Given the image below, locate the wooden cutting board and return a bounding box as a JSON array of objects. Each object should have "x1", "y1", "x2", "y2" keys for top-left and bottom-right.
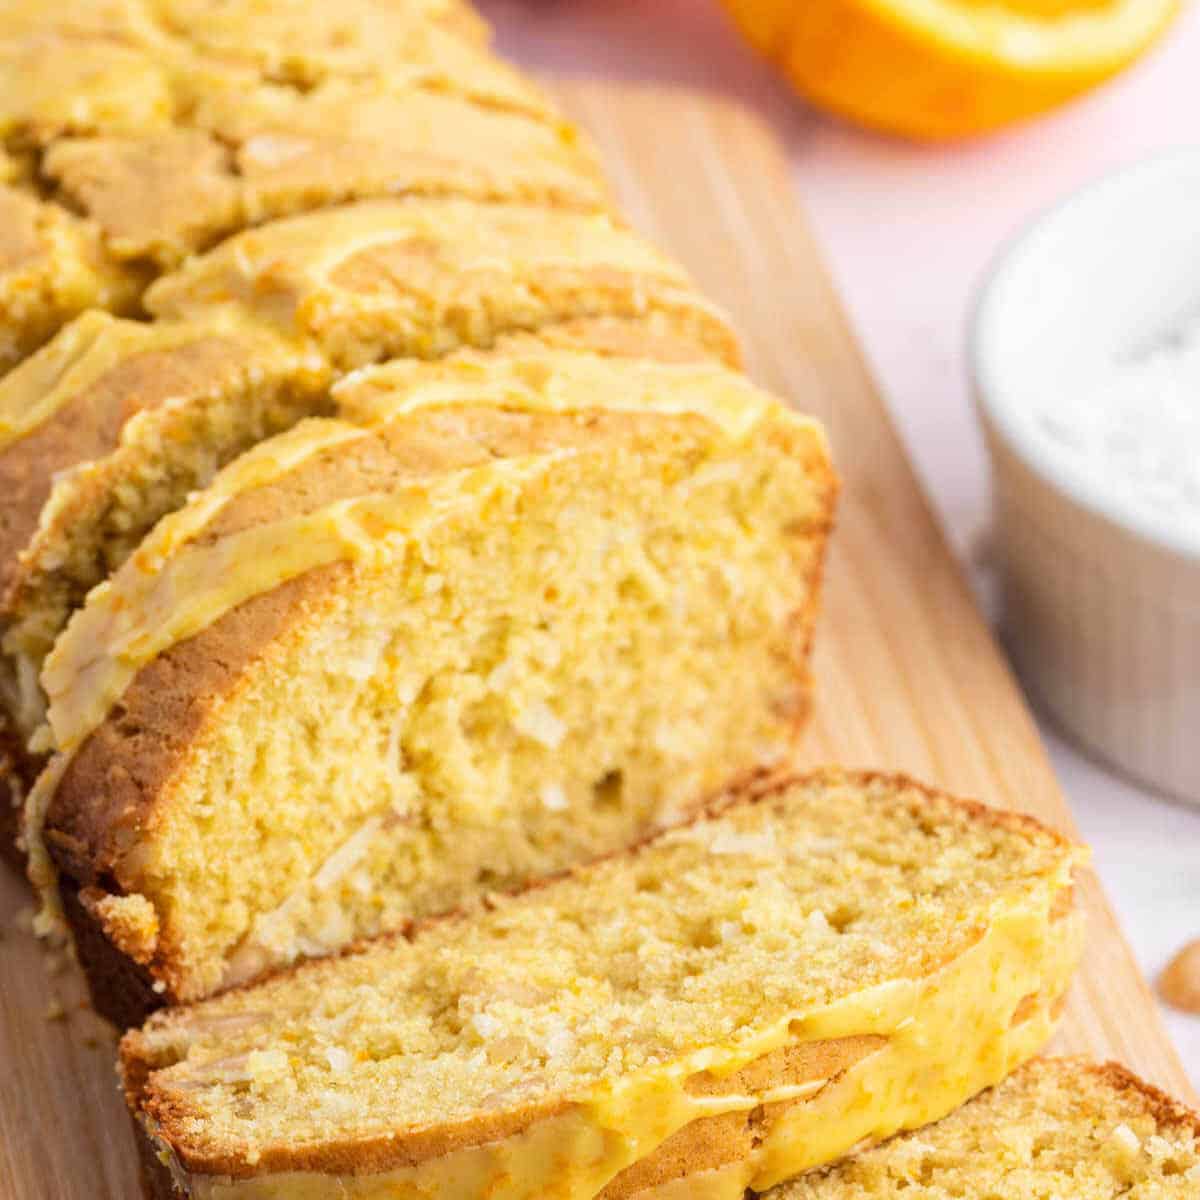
[{"x1": 0, "y1": 81, "x2": 1192, "y2": 1200}]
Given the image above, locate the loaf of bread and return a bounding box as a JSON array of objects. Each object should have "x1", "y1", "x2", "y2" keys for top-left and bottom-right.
[
  {"x1": 29, "y1": 346, "x2": 834, "y2": 1020},
  {"x1": 0, "y1": 5, "x2": 1109, "y2": 1199},
  {"x1": 770, "y1": 1057, "x2": 1199, "y2": 1199},
  {"x1": 120, "y1": 770, "x2": 1084, "y2": 1200}
]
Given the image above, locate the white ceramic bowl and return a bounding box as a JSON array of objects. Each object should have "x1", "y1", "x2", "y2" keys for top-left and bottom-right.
[{"x1": 972, "y1": 149, "x2": 1200, "y2": 805}]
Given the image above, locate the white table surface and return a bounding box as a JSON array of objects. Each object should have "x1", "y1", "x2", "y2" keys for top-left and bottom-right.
[{"x1": 481, "y1": 0, "x2": 1200, "y2": 1085}]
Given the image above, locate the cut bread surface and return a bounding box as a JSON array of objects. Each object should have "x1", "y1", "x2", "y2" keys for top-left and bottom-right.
[
  {"x1": 772, "y1": 1057, "x2": 1200, "y2": 1198},
  {"x1": 33, "y1": 350, "x2": 834, "y2": 1012},
  {"x1": 120, "y1": 770, "x2": 1084, "y2": 1199}
]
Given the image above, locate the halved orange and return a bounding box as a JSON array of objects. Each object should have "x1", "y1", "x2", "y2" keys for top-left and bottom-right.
[{"x1": 722, "y1": 0, "x2": 1181, "y2": 139}]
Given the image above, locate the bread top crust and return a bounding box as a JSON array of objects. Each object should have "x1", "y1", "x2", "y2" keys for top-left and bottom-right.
[
  {"x1": 41, "y1": 350, "x2": 818, "y2": 888},
  {"x1": 116, "y1": 768, "x2": 1082, "y2": 1181},
  {"x1": 39, "y1": 81, "x2": 608, "y2": 268},
  {"x1": 0, "y1": 1, "x2": 524, "y2": 147},
  {"x1": 143, "y1": 198, "x2": 738, "y2": 369},
  {"x1": 151, "y1": 0, "x2": 494, "y2": 85},
  {"x1": 1081, "y1": 1059, "x2": 1200, "y2": 1143}
]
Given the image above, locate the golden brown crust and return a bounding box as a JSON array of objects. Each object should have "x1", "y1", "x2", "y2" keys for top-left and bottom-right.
[
  {"x1": 61, "y1": 871, "x2": 164, "y2": 1029},
  {"x1": 43, "y1": 131, "x2": 242, "y2": 265},
  {"x1": 142, "y1": 198, "x2": 740, "y2": 372},
  {"x1": 0, "y1": 708, "x2": 38, "y2": 869},
  {"x1": 38, "y1": 89, "x2": 610, "y2": 267}
]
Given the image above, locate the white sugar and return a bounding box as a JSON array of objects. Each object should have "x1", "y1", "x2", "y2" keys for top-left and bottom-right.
[{"x1": 1035, "y1": 310, "x2": 1200, "y2": 530}]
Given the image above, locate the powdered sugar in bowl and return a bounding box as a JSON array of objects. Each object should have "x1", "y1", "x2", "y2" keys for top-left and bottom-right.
[{"x1": 972, "y1": 150, "x2": 1200, "y2": 804}]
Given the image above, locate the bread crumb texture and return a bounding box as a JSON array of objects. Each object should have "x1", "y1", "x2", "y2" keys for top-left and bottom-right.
[
  {"x1": 120, "y1": 772, "x2": 1075, "y2": 1164},
  {"x1": 775, "y1": 1057, "x2": 1200, "y2": 1198}
]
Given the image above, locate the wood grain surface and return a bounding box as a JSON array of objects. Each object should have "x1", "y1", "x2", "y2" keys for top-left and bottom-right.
[{"x1": 0, "y1": 81, "x2": 1192, "y2": 1200}]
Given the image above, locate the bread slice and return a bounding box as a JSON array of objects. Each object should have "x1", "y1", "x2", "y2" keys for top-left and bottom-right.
[
  {"x1": 144, "y1": 198, "x2": 739, "y2": 370},
  {"x1": 0, "y1": 185, "x2": 143, "y2": 371},
  {"x1": 768, "y1": 1057, "x2": 1199, "y2": 1199},
  {"x1": 119, "y1": 769, "x2": 1084, "y2": 1200},
  {"x1": 28, "y1": 348, "x2": 833, "y2": 1019},
  {"x1": 0, "y1": 312, "x2": 330, "y2": 743}
]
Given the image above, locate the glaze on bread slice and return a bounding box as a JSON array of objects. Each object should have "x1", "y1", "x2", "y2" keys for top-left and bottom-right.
[
  {"x1": 145, "y1": 198, "x2": 740, "y2": 369},
  {"x1": 120, "y1": 770, "x2": 1084, "y2": 1200},
  {"x1": 31, "y1": 349, "x2": 832, "y2": 1017},
  {"x1": 770, "y1": 1057, "x2": 1199, "y2": 1199}
]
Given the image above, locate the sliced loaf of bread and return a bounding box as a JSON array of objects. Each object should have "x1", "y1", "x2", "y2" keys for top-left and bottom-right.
[
  {"x1": 30, "y1": 348, "x2": 834, "y2": 1017},
  {"x1": 120, "y1": 770, "x2": 1084, "y2": 1200},
  {"x1": 770, "y1": 1057, "x2": 1199, "y2": 1199},
  {"x1": 0, "y1": 0, "x2": 578, "y2": 352}
]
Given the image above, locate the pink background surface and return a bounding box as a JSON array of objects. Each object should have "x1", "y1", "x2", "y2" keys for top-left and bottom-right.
[{"x1": 480, "y1": 0, "x2": 1200, "y2": 1078}]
